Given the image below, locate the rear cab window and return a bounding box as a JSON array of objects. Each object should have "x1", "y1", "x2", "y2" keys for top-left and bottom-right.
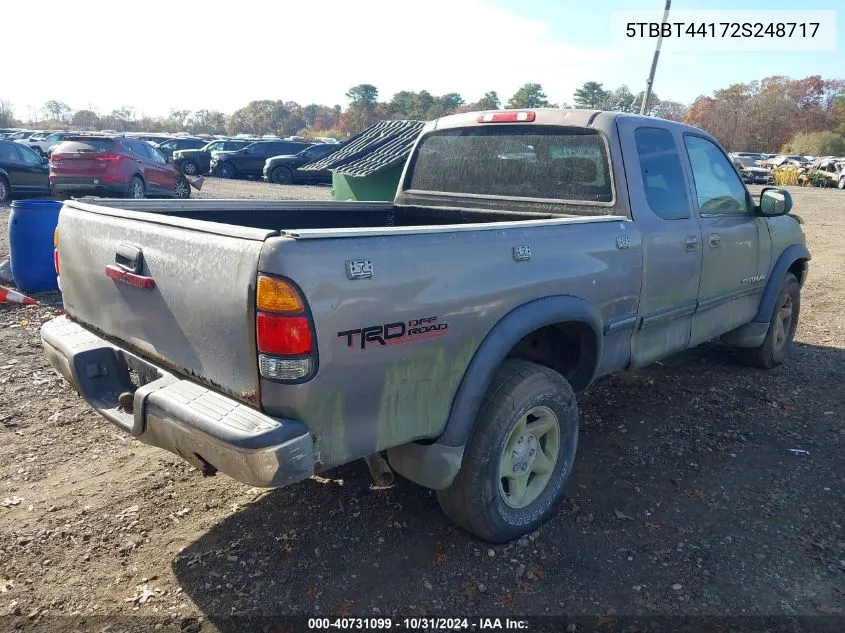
[
  {"x1": 405, "y1": 125, "x2": 613, "y2": 207},
  {"x1": 634, "y1": 127, "x2": 689, "y2": 220}
]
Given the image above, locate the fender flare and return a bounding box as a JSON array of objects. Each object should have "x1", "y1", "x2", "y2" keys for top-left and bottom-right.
[
  {"x1": 753, "y1": 244, "x2": 811, "y2": 324},
  {"x1": 438, "y1": 295, "x2": 602, "y2": 448}
]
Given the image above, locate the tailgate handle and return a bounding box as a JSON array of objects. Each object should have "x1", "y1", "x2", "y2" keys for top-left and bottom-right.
[{"x1": 115, "y1": 242, "x2": 144, "y2": 274}]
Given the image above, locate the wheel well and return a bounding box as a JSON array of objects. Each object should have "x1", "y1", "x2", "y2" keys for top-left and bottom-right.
[
  {"x1": 788, "y1": 258, "x2": 808, "y2": 285},
  {"x1": 505, "y1": 321, "x2": 598, "y2": 391}
]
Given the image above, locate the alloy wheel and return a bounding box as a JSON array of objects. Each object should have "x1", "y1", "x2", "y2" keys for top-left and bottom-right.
[{"x1": 498, "y1": 406, "x2": 561, "y2": 509}]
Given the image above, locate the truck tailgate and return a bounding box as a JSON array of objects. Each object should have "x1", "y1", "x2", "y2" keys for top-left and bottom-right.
[{"x1": 56, "y1": 202, "x2": 275, "y2": 405}]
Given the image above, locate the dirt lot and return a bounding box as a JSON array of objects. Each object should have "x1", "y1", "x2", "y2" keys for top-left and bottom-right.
[{"x1": 0, "y1": 181, "x2": 843, "y2": 631}]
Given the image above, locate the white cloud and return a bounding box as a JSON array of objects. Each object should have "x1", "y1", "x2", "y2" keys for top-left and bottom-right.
[{"x1": 4, "y1": 0, "x2": 625, "y2": 117}]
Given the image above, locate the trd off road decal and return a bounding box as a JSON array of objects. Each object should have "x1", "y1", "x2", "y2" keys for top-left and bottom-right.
[{"x1": 338, "y1": 316, "x2": 448, "y2": 350}]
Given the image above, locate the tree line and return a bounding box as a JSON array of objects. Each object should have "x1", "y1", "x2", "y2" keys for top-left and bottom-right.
[{"x1": 2, "y1": 75, "x2": 843, "y2": 153}]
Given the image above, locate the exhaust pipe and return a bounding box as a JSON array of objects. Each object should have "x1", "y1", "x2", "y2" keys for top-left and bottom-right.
[{"x1": 364, "y1": 453, "x2": 394, "y2": 487}]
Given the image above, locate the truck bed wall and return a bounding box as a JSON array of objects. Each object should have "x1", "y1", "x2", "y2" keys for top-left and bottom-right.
[{"x1": 74, "y1": 199, "x2": 561, "y2": 231}]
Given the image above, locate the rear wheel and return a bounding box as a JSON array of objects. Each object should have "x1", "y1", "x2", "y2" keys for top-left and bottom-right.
[
  {"x1": 181, "y1": 159, "x2": 199, "y2": 175},
  {"x1": 436, "y1": 359, "x2": 579, "y2": 543},
  {"x1": 271, "y1": 166, "x2": 294, "y2": 185},
  {"x1": 741, "y1": 273, "x2": 800, "y2": 369},
  {"x1": 0, "y1": 177, "x2": 9, "y2": 202},
  {"x1": 174, "y1": 176, "x2": 191, "y2": 199},
  {"x1": 217, "y1": 162, "x2": 235, "y2": 179},
  {"x1": 127, "y1": 176, "x2": 145, "y2": 199}
]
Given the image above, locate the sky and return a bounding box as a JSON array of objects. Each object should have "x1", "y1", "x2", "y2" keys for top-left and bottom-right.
[{"x1": 3, "y1": 0, "x2": 843, "y2": 121}]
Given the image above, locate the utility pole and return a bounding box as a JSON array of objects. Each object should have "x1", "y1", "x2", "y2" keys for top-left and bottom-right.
[{"x1": 640, "y1": 0, "x2": 672, "y2": 115}]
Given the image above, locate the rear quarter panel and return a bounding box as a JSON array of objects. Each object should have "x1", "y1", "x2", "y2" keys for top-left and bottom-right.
[{"x1": 258, "y1": 219, "x2": 642, "y2": 469}]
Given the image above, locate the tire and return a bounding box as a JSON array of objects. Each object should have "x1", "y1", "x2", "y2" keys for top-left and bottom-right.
[
  {"x1": 127, "y1": 176, "x2": 145, "y2": 199},
  {"x1": 271, "y1": 166, "x2": 294, "y2": 185},
  {"x1": 217, "y1": 162, "x2": 235, "y2": 179},
  {"x1": 436, "y1": 359, "x2": 579, "y2": 543},
  {"x1": 181, "y1": 160, "x2": 198, "y2": 176},
  {"x1": 174, "y1": 176, "x2": 191, "y2": 199},
  {"x1": 0, "y1": 176, "x2": 9, "y2": 202},
  {"x1": 741, "y1": 272, "x2": 800, "y2": 369}
]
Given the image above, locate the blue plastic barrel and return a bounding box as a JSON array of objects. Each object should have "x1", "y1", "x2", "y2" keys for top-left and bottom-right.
[{"x1": 8, "y1": 199, "x2": 62, "y2": 293}]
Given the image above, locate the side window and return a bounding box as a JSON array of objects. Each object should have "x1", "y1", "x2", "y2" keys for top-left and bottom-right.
[
  {"x1": 125, "y1": 141, "x2": 148, "y2": 159},
  {"x1": 684, "y1": 135, "x2": 749, "y2": 215},
  {"x1": 0, "y1": 143, "x2": 20, "y2": 162},
  {"x1": 19, "y1": 146, "x2": 42, "y2": 165},
  {"x1": 149, "y1": 147, "x2": 167, "y2": 164},
  {"x1": 634, "y1": 127, "x2": 689, "y2": 220}
]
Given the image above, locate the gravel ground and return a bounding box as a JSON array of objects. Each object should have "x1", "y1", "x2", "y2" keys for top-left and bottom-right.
[
  {"x1": 190, "y1": 176, "x2": 332, "y2": 201},
  {"x1": 0, "y1": 183, "x2": 843, "y2": 631}
]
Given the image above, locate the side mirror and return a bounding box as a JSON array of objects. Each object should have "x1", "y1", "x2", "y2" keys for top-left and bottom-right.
[
  {"x1": 41, "y1": 156, "x2": 49, "y2": 165},
  {"x1": 758, "y1": 187, "x2": 792, "y2": 216}
]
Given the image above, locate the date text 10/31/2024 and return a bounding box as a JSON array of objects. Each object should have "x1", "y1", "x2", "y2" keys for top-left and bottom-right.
[{"x1": 307, "y1": 618, "x2": 529, "y2": 630}]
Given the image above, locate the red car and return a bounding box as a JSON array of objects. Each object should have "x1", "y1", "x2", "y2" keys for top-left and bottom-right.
[{"x1": 50, "y1": 135, "x2": 190, "y2": 199}]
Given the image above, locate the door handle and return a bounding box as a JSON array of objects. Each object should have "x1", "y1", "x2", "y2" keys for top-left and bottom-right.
[
  {"x1": 685, "y1": 235, "x2": 699, "y2": 251},
  {"x1": 708, "y1": 233, "x2": 721, "y2": 248}
]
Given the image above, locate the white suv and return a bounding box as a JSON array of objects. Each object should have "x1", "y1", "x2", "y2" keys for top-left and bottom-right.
[{"x1": 26, "y1": 131, "x2": 75, "y2": 156}]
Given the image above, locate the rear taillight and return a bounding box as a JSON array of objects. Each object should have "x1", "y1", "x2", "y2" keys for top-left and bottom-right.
[
  {"x1": 255, "y1": 275, "x2": 315, "y2": 381},
  {"x1": 256, "y1": 314, "x2": 312, "y2": 355}
]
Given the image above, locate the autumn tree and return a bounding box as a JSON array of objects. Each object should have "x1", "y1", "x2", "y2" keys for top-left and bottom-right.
[
  {"x1": 0, "y1": 100, "x2": 15, "y2": 126},
  {"x1": 42, "y1": 100, "x2": 71, "y2": 123},
  {"x1": 312, "y1": 105, "x2": 341, "y2": 131},
  {"x1": 343, "y1": 84, "x2": 379, "y2": 134},
  {"x1": 189, "y1": 109, "x2": 226, "y2": 134},
  {"x1": 604, "y1": 85, "x2": 635, "y2": 112},
  {"x1": 109, "y1": 106, "x2": 135, "y2": 131},
  {"x1": 469, "y1": 91, "x2": 501, "y2": 111},
  {"x1": 573, "y1": 82, "x2": 608, "y2": 109},
  {"x1": 652, "y1": 100, "x2": 688, "y2": 122},
  {"x1": 167, "y1": 109, "x2": 191, "y2": 130},
  {"x1": 70, "y1": 109, "x2": 100, "y2": 130},
  {"x1": 781, "y1": 131, "x2": 845, "y2": 156},
  {"x1": 507, "y1": 83, "x2": 550, "y2": 108}
]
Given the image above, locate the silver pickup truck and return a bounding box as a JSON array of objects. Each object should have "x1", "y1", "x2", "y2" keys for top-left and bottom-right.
[{"x1": 41, "y1": 109, "x2": 809, "y2": 542}]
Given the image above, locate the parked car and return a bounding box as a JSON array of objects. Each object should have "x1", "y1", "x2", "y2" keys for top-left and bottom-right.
[
  {"x1": 733, "y1": 152, "x2": 766, "y2": 162},
  {"x1": 731, "y1": 155, "x2": 771, "y2": 184},
  {"x1": 2, "y1": 130, "x2": 36, "y2": 141},
  {"x1": 15, "y1": 131, "x2": 50, "y2": 146},
  {"x1": 172, "y1": 139, "x2": 255, "y2": 176},
  {"x1": 210, "y1": 140, "x2": 313, "y2": 179},
  {"x1": 50, "y1": 135, "x2": 191, "y2": 200},
  {"x1": 125, "y1": 133, "x2": 175, "y2": 145},
  {"x1": 154, "y1": 137, "x2": 210, "y2": 163},
  {"x1": 262, "y1": 143, "x2": 341, "y2": 184},
  {"x1": 0, "y1": 139, "x2": 50, "y2": 202},
  {"x1": 27, "y1": 131, "x2": 78, "y2": 156},
  {"x1": 42, "y1": 109, "x2": 809, "y2": 543}
]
